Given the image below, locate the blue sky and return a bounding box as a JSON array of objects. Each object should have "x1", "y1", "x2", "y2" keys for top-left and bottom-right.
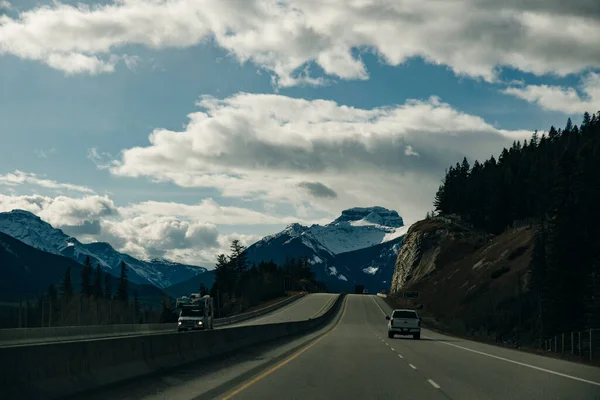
[{"x1": 1, "y1": 0, "x2": 599, "y2": 266}]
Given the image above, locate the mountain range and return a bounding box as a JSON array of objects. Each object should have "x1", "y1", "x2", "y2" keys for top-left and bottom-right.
[
  {"x1": 0, "y1": 206, "x2": 407, "y2": 299},
  {"x1": 0, "y1": 210, "x2": 207, "y2": 289},
  {"x1": 245, "y1": 206, "x2": 408, "y2": 293},
  {"x1": 0, "y1": 232, "x2": 164, "y2": 303}
]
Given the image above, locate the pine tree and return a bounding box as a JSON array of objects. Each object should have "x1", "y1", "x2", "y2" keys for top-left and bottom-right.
[
  {"x1": 104, "y1": 272, "x2": 112, "y2": 299},
  {"x1": 60, "y1": 266, "x2": 73, "y2": 300},
  {"x1": 133, "y1": 289, "x2": 141, "y2": 321},
  {"x1": 582, "y1": 112, "x2": 591, "y2": 128},
  {"x1": 199, "y1": 283, "x2": 209, "y2": 296},
  {"x1": 81, "y1": 256, "x2": 93, "y2": 297},
  {"x1": 93, "y1": 264, "x2": 103, "y2": 298},
  {"x1": 116, "y1": 261, "x2": 129, "y2": 303},
  {"x1": 159, "y1": 292, "x2": 173, "y2": 323},
  {"x1": 230, "y1": 240, "x2": 248, "y2": 273},
  {"x1": 47, "y1": 284, "x2": 58, "y2": 322}
]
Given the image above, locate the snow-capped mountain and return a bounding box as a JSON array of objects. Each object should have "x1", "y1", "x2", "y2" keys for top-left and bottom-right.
[
  {"x1": 246, "y1": 206, "x2": 408, "y2": 293},
  {"x1": 0, "y1": 210, "x2": 207, "y2": 288}
]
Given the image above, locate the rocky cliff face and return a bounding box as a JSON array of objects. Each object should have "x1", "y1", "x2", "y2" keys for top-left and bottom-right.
[
  {"x1": 390, "y1": 219, "x2": 459, "y2": 296},
  {"x1": 389, "y1": 216, "x2": 534, "y2": 341}
]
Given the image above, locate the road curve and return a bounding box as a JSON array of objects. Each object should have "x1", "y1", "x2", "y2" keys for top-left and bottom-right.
[
  {"x1": 0, "y1": 293, "x2": 333, "y2": 347},
  {"x1": 227, "y1": 293, "x2": 338, "y2": 327},
  {"x1": 223, "y1": 295, "x2": 600, "y2": 400},
  {"x1": 75, "y1": 294, "x2": 600, "y2": 400}
]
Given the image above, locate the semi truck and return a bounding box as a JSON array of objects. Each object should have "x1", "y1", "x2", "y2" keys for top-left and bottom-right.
[{"x1": 176, "y1": 293, "x2": 215, "y2": 332}]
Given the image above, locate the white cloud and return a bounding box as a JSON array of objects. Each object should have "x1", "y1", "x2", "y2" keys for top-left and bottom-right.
[
  {"x1": 0, "y1": 1, "x2": 11, "y2": 11},
  {"x1": 0, "y1": 191, "x2": 323, "y2": 266},
  {"x1": 404, "y1": 145, "x2": 419, "y2": 157},
  {"x1": 87, "y1": 148, "x2": 115, "y2": 170},
  {"x1": 0, "y1": 193, "x2": 118, "y2": 227},
  {"x1": 1, "y1": 1, "x2": 599, "y2": 85},
  {"x1": 119, "y1": 198, "x2": 318, "y2": 225},
  {"x1": 502, "y1": 72, "x2": 600, "y2": 114},
  {"x1": 0, "y1": 170, "x2": 94, "y2": 193},
  {"x1": 122, "y1": 54, "x2": 140, "y2": 71},
  {"x1": 108, "y1": 93, "x2": 531, "y2": 222}
]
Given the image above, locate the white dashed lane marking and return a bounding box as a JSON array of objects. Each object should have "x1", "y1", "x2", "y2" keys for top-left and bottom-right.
[
  {"x1": 409, "y1": 364, "x2": 417, "y2": 370},
  {"x1": 428, "y1": 379, "x2": 441, "y2": 389}
]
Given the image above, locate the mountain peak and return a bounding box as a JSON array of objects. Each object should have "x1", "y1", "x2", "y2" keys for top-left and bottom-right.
[
  {"x1": 5, "y1": 209, "x2": 40, "y2": 219},
  {"x1": 330, "y1": 206, "x2": 404, "y2": 228}
]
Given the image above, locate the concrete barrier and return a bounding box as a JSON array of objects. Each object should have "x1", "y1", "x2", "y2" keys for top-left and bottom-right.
[
  {"x1": 0, "y1": 293, "x2": 344, "y2": 400},
  {"x1": 0, "y1": 293, "x2": 306, "y2": 345}
]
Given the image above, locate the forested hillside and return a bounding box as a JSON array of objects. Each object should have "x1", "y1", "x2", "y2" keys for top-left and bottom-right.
[
  {"x1": 210, "y1": 240, "x2": 327, "y2": 316},
  {"x1": 433, "y1": 112, "x2": 600, "y2": 340}
]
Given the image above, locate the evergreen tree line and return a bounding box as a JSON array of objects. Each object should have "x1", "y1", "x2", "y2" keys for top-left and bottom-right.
[
  {"x1": 433, "y1": 112, "x2": 600, "y2": 340},
  {"x1": 13, "y1": 256, "x2": 152, "y2": 327},
  {"x1": 210, "y1": 240, "x2": 326, "y2": 316}
]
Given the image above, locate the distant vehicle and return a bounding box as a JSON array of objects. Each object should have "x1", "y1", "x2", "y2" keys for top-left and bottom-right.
[
  {"x1": 355, "y1": 285, "x2": 365, "y2": 294},
  {"x1": 363, "y1": 289, "x2": 369, "y2": 294},
  {"x1": 386, "y1": 309, "x2": 421, "y2": 340},
  {"x1": 176, "y1": 293, "x2": 215, "y2": 332}
]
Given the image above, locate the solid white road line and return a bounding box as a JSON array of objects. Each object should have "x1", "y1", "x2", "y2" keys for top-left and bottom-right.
[
  {"x1": 372, "y1": 296, "x2": 388, "y2": 316},
  {"x1": 427, "y1": 379, "x2": 441, "y2": 389},
  {"x1": 425, "y1": 336, "x2": 600, "y2": 387},
  {"x1": 409, "y1": 364, "x2": 417, "y2": 370}
]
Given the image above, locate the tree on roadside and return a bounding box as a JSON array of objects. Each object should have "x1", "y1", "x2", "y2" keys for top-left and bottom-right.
[
  {"x1": 93, "y1": 264, "x2": 103, "y2": 299},
  {"x1": 116, "y1": 261, "x2": 129, "y2": 303},
  {"x1": 81, "y1": 256, "x2": 93, "y2": 298},
  {"x1": 60, "y1": 266, "x2": 73, "y2": 300},
  {"x1": 104, "y1": 272, "x2": 112, "y2": 299}
]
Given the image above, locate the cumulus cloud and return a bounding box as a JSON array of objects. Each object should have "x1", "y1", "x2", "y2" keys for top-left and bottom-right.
[
  {"x1": 108, "y1": 93, "x2": 531, "y2": 220},
  {"x1": 0, "y1": 192, "x2": 324, "y2": 265},
  {"x1": 503, "y1": 72, "x2": 600, "y2": 114},
  {"x1": 119, "y1": 198, "x2": 317, "y2": 225},
  {"x1": 1, "y1": 0, "x2": 599, "y2": 85},
  {"x1": 0, "y1": 193, "x2": 118, "y2": 227},
  {"x1": 0, "y1": 1, "x2": 11, "y2": 11},
  {"x1": 0, "y1": 170, "x2": 94, "y2": 193}
]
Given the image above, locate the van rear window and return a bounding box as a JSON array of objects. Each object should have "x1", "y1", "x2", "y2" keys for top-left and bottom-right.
[{"x1": 392, "y1": 310, "x2": 417, "y2": 319}]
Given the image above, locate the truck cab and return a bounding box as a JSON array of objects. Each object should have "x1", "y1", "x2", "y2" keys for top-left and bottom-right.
[
  {"x1": 177, "y1": 293, "x2": 215, "y2": 332},
  {"x1": 386, "y1": 309, "x2": 421, "y2": 340}
]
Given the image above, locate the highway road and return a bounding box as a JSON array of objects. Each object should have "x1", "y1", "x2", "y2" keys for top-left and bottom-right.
[
  {"x1": 84, "y1": 294, "x2": 600, "y2": 400},
  {"x1": 0, "y1": 293, "x2": 335, "y2": 347},
  {"x1": 227, "y1": 293, "x2": 338, "y2": 327}
]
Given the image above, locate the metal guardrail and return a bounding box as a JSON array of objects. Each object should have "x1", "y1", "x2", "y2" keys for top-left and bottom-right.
[{"x1": 542, "y1": 328, "x2": 600, "y2": 362}]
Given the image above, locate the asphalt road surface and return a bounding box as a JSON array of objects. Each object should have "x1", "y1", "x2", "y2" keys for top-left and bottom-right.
[
  {"x1": 83, "y1": 294, "x2": 600, "y2": 400},
  {"x1": 0, "y1": 294, "x2": 335, "y2": 348},
  {"x1": 227, "y1": 293, "x2": 338, "y2": 327}
]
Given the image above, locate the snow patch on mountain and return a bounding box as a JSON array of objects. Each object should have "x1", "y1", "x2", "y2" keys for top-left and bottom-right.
[
  {"x1": 382, "y1": 225, "x2": 410, "y2": 243},
  {"x1": 0, "y1": 209, "x2": 206, "y2": 288},
  {"x1": 254, "y1": 206, "x2": 406, "y2": 255},
  {"x1": 363, "y1": 266, "x2": 379, "y2": 275}
]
